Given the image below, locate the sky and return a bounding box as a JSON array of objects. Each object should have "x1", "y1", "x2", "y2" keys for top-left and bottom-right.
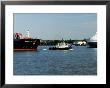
[{"x1": 14, "y1": 13, "x2": 97, "y2": 40}]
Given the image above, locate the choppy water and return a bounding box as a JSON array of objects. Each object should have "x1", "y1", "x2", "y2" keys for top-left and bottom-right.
[{"x1": 13, "y1": 46, "x2": 97, "y2": 75}]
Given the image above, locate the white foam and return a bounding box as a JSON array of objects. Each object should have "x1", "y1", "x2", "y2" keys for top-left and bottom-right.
[
  {"x1": 43, "y1": 49, "x2": 47, "y2": 50},
  {"x1": 69, "y1": 49, "x2": 74, "y2": 50}
]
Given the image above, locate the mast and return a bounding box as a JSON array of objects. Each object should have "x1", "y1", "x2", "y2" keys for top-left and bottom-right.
[{"x1": 26, "y1": 30, "x2": 30, "y2": 38}]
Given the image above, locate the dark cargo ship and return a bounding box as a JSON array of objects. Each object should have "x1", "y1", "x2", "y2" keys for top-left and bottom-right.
[
  {"x1": 88, "y1": 33, "x2": 97, "y2": 48},
  {"x1": 14, "y1": 30, "x2": 40, "y2": 51}
]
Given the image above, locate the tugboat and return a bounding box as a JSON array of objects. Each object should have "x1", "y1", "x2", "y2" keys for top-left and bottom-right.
[
  {"x1": 49, "y1": 42, "x2": 72, "y2": 50},
  {"x1": 14, "y1": 30, "x2": 40, "y2": 51},
  {"x1": 88, "y1": 33, "x2": 97, "y2": 48}
]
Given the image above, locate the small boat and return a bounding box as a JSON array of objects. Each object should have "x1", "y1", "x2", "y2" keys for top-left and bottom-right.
[
  {"x1": 88, "y1": 33, "x2": 97, "y2": 48},
  {"x1": 49, "y1": 42, "x2": 72, "y2": 50}
]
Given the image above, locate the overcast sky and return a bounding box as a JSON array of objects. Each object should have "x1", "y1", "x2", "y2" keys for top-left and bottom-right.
[{"x1": 14, "y1": 13, "x2": 97, "y2": 40}]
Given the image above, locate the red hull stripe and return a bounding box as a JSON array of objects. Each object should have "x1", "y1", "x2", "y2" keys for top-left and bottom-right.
[{"x1": 14, "y1": 49, "x2": 37, "y2": 51}]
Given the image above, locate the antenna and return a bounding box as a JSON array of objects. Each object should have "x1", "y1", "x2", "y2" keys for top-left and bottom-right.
[{"x1": 27, "y1": 30, "x2": 29, "y2": 38}]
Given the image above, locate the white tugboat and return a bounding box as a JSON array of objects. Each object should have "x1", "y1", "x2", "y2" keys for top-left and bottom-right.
[{"x1": 49, "y1": 42, "x2": 72, "y2": 50}]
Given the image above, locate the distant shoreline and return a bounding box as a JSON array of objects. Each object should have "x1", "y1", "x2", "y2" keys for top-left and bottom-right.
[{"x1": 40, "y1": 39, "x2": 87, "y2": 46}]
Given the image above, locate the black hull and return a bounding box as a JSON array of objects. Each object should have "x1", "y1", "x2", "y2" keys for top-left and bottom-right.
[
  {"x1": 88, "y1": 42, "x2": 97, "y2": 48},
  {"x1": 49, "y1": 47, "x2": 72, "y2": 50},
  {"x1": 14, "y1": 39, "x2": 40, "y2": 51}
]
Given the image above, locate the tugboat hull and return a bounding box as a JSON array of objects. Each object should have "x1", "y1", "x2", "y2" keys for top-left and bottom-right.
[{"x1": 49, "y1": 47, "x2": 72, "y2": 50}]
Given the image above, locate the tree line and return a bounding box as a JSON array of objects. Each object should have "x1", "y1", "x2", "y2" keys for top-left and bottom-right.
[{"x1": 40, "y1": 39, "x2": 87, "y2": 46}]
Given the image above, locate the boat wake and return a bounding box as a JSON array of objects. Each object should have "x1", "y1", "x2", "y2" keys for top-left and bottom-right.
[
  {"x1": 43, "y1": 49, "x2": 47, "y2": 50},
  {"x1": 69, "y1": 49, "x2": 74, "y2": 50}
]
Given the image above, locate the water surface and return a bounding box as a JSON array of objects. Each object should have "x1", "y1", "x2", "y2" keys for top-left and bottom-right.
[{"x1": 14, "y1": 46, "x2": 97, "y2": 75}]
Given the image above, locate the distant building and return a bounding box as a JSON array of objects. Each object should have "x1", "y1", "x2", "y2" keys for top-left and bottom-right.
[{"x1": 73, "y1": 40, "x2": 87, "y2": 46}]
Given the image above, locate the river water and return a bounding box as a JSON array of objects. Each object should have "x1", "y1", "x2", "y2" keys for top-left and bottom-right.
[{"x1": 13, "y1": 46, "x2": 97, "y2": 75}]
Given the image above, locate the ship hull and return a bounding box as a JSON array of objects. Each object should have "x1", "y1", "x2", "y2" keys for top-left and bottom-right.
[
  {"x1": 14, "y1": 39, "x2": 40, "y2": 51},
  {"x1": 88, "y1": 42, "x2": 97, "y2": 48}
]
